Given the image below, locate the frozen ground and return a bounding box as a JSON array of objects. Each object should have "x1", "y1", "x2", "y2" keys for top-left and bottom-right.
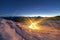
[{"x1": 0, "y1": 18, "x2": 60, "y2": 40}]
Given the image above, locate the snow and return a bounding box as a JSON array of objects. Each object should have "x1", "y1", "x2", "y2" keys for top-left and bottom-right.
[{"x1": 0, "y1": 18, "x2": 60, "y2": 40}]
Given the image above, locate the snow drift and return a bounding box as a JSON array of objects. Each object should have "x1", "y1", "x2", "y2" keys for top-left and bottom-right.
[{"x1": 0, "y1": 18, "x2": 60, "y2": 40}]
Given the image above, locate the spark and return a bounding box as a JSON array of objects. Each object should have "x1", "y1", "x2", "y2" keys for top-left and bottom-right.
[
  {"x1": 24, "y1": 17, "x2": 46, "y2": 31},
  {"x1": 27, "y1": 17, "x2": 40, "y2": 30},
  {"x1": 29, "y1": 23, "x2": 39, "y2": 30}
]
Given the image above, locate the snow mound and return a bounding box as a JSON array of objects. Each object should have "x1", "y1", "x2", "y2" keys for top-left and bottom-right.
[{"x1": 0, "y1": 18, "x2": 60, "y2": 40}]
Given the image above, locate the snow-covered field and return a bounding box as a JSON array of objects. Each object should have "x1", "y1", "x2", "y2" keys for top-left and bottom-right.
[{"x1": 0, "y1": 18, "x2": 60, "y2": 40}]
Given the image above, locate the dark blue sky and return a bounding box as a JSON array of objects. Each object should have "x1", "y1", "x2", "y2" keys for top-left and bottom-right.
[{"x1": 0, "y1": 0, "x2": 60, "y2": 16}]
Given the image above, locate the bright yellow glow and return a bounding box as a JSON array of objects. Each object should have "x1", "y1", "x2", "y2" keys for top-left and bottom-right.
[
  {"x1": 29, "y1": 23, "x2": 39, "y2": 30},
  {"x1": 27, "y1": 17, "x2": 40, "y2": 30}
]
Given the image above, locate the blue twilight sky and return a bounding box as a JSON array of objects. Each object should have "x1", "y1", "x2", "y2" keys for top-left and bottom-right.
[{"x1": 0, "y1": 0, "x2": 60, "y2": 17}]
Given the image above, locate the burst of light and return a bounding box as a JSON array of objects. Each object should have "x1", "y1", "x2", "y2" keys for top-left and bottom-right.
[
  {"x1": 27, "y1": 17, "x2": 40, "y2": 30},
  {"x1": 24, "y1": 17, "x2": 46, "y2": 31},
  {"x1": 29, "y1": 23, "x2": 39, "y2": 30}
]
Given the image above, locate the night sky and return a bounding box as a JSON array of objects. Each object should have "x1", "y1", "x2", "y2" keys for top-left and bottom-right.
[{"x1": 0, "y1": 0, "x2": 60, "y2": 17}]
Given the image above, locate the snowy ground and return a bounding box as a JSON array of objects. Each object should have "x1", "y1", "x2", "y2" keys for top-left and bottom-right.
[{"x1": 0, "y1": 18, "x2": 60, "y2": 40}]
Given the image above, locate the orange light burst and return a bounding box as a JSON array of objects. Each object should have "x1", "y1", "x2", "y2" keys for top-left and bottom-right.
[
  {"x1": 27, "y1": 17, "x2": 40, "y2": 30},
  {"x1": 24, "y1": 17, "x2": 46, "y2": 31},
  {"x1": 29, "y1": 23, "x2": 40, "y2": 30}
]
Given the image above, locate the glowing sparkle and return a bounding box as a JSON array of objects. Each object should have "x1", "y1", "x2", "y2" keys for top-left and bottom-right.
[{"x1": 29, "y1": 23, "x2": 39, "y2": 30}]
